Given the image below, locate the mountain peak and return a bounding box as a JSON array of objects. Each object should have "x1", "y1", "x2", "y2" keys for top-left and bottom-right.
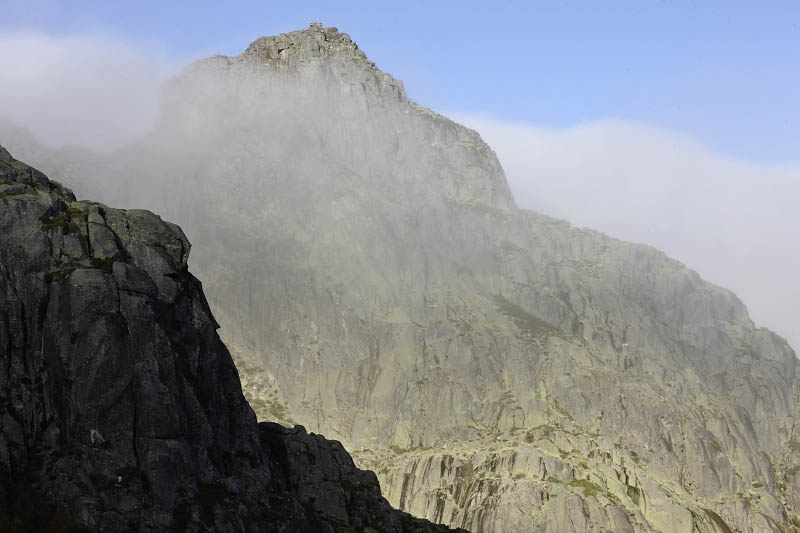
[
  {"x1": 242, "y1": 22, "x2": 364, "y2": 62},
  {"x1": 236, "y1": 23, "x2": 409, "y2": 102}
]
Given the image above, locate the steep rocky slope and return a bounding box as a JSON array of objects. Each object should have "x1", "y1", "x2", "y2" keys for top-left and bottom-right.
[
  {"x1": 0, "y1": 145, "x2": 459, "y2": 532},
  {"x1": 3, "y1": 24, "x2": 799, "y2": 532}
]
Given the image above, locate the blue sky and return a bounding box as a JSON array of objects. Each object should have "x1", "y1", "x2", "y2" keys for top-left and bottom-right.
[{"x1": 3, "y1": 0, "x2": 799, "y2": 163}]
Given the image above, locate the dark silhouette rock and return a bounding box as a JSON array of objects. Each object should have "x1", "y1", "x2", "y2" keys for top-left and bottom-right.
[{"x1": 0, "y1": 145, "x2": 461, "y2": 532}]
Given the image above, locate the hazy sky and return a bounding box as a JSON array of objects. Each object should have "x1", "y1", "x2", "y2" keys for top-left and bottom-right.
[
  {"x1": 3, "y1": 0, "x2": 799, "y2": 162},
  {"x1": 0, "y1": 1, "x2": 797, "y2": 349}
]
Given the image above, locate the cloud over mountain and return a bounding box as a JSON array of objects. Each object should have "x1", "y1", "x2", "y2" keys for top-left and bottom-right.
[
  {"x1": 0, "y1": 31, "x2": 171, "y2": 152},
  {"x1": 458, "y1": 115, "x2": 799, "y2": 351}
]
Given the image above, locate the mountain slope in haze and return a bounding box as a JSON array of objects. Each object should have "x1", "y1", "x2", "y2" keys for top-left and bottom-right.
[
  {"x1": 3, "y1": 23, "x2": 799, "y2": 532},
  {"x1": 0, "y1": 145, "x2": 460, "y2": 532}
]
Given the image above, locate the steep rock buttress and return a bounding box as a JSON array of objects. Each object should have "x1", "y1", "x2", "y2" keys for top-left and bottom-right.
[{"x1": 0, "y1": 145, "x2": 461, "y2": 532}]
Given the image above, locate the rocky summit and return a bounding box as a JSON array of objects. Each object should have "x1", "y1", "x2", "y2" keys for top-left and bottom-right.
[
  {"x1": 2, "y1": 23, "x2": 799, "y2": 532},
  {"x1": 0, "y1": 146, "x2": 460, "y2": 532}
]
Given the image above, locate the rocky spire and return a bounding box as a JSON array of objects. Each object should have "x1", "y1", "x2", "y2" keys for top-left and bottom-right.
[{"x1": 239, "y1": 22, "x2": 409, "y2": 103}]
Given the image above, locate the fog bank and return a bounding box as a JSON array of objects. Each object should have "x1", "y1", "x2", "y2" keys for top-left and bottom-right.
[
  {"x1": 0, "y1": 31, "x2": 171, "y2": 152},
  {"x1": 458, "y1": 116, "x2": 799, "y2": 351}
]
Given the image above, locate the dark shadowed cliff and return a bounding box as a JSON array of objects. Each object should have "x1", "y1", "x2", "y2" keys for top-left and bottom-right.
[{"x1": 0, "y1": 145, "x2": 461, "y2": 532}]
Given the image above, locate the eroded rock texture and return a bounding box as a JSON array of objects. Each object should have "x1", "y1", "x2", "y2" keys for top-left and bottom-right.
[
  {"x1": 2, "y1": 23, "x2": 799, "y2": 532},
  {"x1": 0, "y1": 146, "x2": 459, "y2": 532}
]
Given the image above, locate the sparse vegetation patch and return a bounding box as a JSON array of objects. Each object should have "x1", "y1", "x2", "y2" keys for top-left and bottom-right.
[{"x1": 493, "y1": 294, "x2": 562, "y2": 342}]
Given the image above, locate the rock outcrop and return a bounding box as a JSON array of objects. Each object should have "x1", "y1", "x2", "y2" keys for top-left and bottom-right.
[
  {"x1": 2, "y1": 23, "x2": 799, "y2": 532},
  {"x1": 0, "y1": 145, "x2": 460, "y2": 532}
]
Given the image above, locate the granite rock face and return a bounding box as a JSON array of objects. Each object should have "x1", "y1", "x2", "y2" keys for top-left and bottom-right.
[
  {"x1": 0, "y1": 146, "x2": 460, "y2": 532},
  {"x1": 3, "y1": 24, "x2": 799, "y2": 532}
]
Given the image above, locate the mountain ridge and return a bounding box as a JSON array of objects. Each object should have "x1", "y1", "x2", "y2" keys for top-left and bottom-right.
[{"x1": 1, "y1": 24, "x2": 798, "y2": 531}]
